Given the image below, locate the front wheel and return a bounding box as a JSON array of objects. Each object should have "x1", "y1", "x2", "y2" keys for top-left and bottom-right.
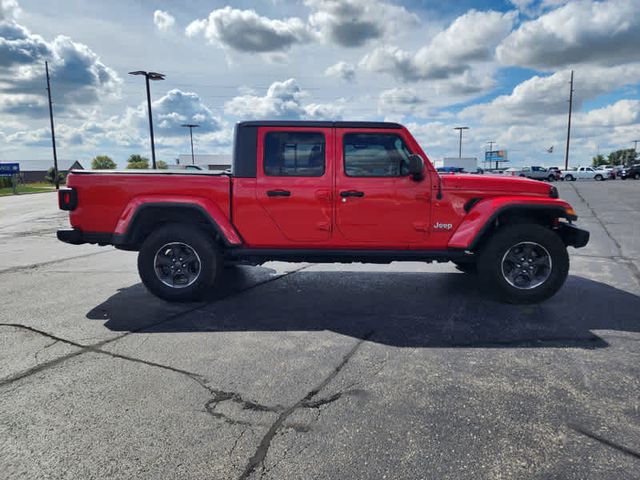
[
  {"x1": 547, "y1": 174, "x2": 556, "y2": 182},
  {"x1": 138, "y1": 223, "x2": 222, "y2": 302},
  {"x1": 595, "y1": 174, "x2": 603, "y2": 181},
  {"x1": 634, "y1": 173, "x2": 640, "y2": 180},
  {"x1": 477, "y1": 224, "x2": 569, "y2": 304}
]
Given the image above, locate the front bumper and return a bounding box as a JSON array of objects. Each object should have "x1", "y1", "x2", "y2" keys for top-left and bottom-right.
[
  {"x1": 557, "y1": 223, "x2": 589, "y2": 248},
  {"x1": 57, "y1": 229, "x2": 113, "y2": 246}
]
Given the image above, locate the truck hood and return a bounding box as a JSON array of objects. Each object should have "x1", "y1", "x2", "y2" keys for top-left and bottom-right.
[{"x1": 440, "y1": 174, "x2": 555, "y2": 197}]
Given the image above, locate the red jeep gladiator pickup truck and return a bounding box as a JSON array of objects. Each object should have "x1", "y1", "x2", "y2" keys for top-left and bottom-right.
[{"x1": 57, "y1": 121, "x2": 589, "y2": 303}]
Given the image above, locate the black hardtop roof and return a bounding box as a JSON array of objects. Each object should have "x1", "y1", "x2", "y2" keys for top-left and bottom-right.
[{"x1": 237, "y1": 120, "x2": 403, "y2": 129}]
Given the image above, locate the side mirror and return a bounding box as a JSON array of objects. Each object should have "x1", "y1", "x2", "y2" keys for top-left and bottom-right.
[{"x1": 407, "y1": 154, "x2": 425, "y2": 180}]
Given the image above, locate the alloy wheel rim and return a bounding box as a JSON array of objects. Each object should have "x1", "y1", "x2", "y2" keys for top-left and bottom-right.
[
  {"x1": 501, "y1": 241, "x2": 552, "y2": 290},
  {"x1": 153, "y1": 242, "x2": 201, "y2": 289}
]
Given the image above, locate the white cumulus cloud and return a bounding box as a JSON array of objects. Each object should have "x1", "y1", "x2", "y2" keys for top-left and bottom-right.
[
  {"x1": 306, "y1": 0, "x2": 418, "y2": 47},
  {"x1": 224, "y1": 79, "x2": 343, "y2": 120},
  {"x1": 153, "y1": 10, "x2": 175, "y2": 32},
  {"x1": 360, "y1": 10, "x2": 515, "y2": 82},
  {"x1": 324, "y1": 61, "x2": 355, "y2": 82},
  {"x1": 497, "y1": 0, "x2": 640, "y2": 69},
  {"x1": 185, "y1": 6, "x2": 311, "y2": 53},
  {"x1": 0, "y1": 14, "x2": 120, "y2": 117}
]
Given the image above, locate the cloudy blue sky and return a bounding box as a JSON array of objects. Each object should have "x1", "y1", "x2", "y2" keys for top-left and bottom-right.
[{"x1": 1, "y1": 0, "x2": 639, "y2": 167}]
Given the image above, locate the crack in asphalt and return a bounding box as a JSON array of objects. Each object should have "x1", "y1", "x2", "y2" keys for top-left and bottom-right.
[
  {"x1": 0, "y1": 249, "x2": 113, "y2": 276},
  {"x1": 301, "y1": 389, "x2": 366, "y2": 409},
  {"x1": 0, "y1": 264, "x2": 311, "y2": 389},
  {"x1": 569, "y1": 183, "x2": 640, "y2": 288},
  {"x1": 33, "y1": 339, "x2": 59, "y2": 363},
  {"x1": 569, "y1": 424, "x2": 640, "y2": 461},
  {"x1": 238, "y1": 331, "x2": 373, "y2": 480},
  {"x1": 0, "y1": 227, "x2": 62, "y2": 239},
  {"x1": 1, "y1": 263, "x2": 364, "y2": 479}
]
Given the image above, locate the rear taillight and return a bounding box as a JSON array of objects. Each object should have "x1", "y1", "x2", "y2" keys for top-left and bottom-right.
[{"x1": 58, "y1": 187, "x2": 77, "y2": 211}]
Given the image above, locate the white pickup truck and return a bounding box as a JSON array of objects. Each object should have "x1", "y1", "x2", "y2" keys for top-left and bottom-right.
[{"x1": 561, "y1": 166, "x2": 607, "y2": 181}]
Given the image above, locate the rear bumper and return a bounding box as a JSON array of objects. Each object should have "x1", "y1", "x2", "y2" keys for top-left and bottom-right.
[
  {"x1": 557, "y1": 223, "x2": 589, "y2": 248},
  {"x1": 57, "y1": 229, "x2": 113, "y2": 246}
]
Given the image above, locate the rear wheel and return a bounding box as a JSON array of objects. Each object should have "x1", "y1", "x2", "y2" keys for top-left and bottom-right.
[
  {"x1": 547, "y1": 174, "x2": 556, "y2": 182},
  {"x1": 564, "y1": 174, "x2": 575, "y2": 181},
  {"x1": 138, "y1": 223, "x2": 222, "y2": 302},
  {"x1": 477, "y1": 224, "x2": 569, "y2": 303},
  {"x1": 634, "y1": 173, "x2": 640, "y2": 180}
]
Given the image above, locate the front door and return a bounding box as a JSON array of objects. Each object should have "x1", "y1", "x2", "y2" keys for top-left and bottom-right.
[
  {"x1": 256, "y1": 127, "x2": 333, "y2": 243},
  {"x1": 334, "y1": 128, "x2": 431, "y2": 247}
]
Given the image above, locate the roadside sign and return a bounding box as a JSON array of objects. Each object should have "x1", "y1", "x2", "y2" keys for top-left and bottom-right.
[
  {"x1": 0, "y1": 163, "x2": 20, "y2": 177},
  {"x1": 485, "y1": 150, "x2": 508, "y2": 162}
]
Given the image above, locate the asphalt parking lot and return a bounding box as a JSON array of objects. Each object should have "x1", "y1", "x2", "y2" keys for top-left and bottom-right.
[{"x1": 1, "y1": 181, "x2": 639, "y2": 479}]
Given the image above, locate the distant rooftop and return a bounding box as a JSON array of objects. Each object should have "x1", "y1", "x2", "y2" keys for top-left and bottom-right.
[{"x1": 0, "y1": 159, "x2": 83, "y2": 171}]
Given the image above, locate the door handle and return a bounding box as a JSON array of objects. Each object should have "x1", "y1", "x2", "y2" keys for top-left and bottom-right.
[
  {"x1": 266, "y1": 190, "x2": 291, "y2": 197},
  {"x1": 340, "y1": 190, "x2": 364, "y2": 198}
]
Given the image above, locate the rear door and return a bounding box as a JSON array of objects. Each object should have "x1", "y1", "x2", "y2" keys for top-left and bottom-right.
[
  {"x1": 256, "y1": 127, "x2": 334, "y2": 243},
  {"x1": 334, "y1": 128, "x2": 430, "y2": 246}
]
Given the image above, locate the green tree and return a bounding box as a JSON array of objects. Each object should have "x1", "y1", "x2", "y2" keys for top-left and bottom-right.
[
  {"x1": 591, "y1": 154, "x2": 607, "y2": 167},
  {"x1": 44, "y1": 167, "x2": 65, "y2": 185},
  {"x1": 126, "y1": 154, "x2": 149, "y2": 169},
  {"x1": 157, "y1": 160, "x2": 168, "y2": 169},
  {"x1": 91, "y1": 155, "x2": 117, "y2": 169},
  {"x1": 607, "y1": 149, "x2": 637, "y2": 167}
]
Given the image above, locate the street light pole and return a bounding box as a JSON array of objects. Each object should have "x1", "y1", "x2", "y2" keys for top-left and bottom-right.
[
  {"x1": 454, "y1": 127, "x2": 469, "y2": 158},
  {"x1": 129, "y1": 70, "x2": 165, "y2": 169},
  {"x1": 181, "y1": 124, "x2": 200, "y2": 165},
  {"x1": 633, "y1": 140, "x2": 640, "y2": 163}
]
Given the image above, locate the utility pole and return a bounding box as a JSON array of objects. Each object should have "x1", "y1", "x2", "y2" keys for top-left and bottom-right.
[
  {"x1": 45, "y1": 61, "x2": 60, "y2": 190},
  {"x1": 564, "y1": 70, "x2": 574, "y2": 170},
  {"x1": 129, "y1": 70, "x2": 165, "y2": 169},
  {"x1": 633, "y1": 140, "x2": 640, "y2": 163},
  {"x1": 181, "y1": 124, "x2": 200, "y2": 164},
  {"x1": 454, "y1": 127, "x2": 469, "y2": 158}
]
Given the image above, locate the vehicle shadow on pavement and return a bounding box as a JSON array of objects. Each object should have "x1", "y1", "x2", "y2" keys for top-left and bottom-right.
[{"x1": 87, "y1": 268, "x2": 640, "y2": 349}]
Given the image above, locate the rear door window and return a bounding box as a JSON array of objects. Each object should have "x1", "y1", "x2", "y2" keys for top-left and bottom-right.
[{"x1": 264, "y1": 132, "x2": 325, "y2": 177}]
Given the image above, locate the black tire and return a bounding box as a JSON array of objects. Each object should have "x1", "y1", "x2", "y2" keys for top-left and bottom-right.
[
  {"x1": 564, "y1": 174, "x2": 574, "y2": 181},
  {"x1": 477, "y1": 224, "x2": 569, "y2": 304},
  {"x1": 634, "y1": 173, "x2": 640, "y2": 180},
  {"x1": 138, "y1": 223, "x2": 222, "y2": 302},
  {"x1": 595, "y1": 174, "x2": 603, "y2": 181},
  {"x1": 454, "y1": 261, "x2": 477, "y2": 274},
  {"x1": 547, "y1": 174, "x2": 555, "y2": 182}
]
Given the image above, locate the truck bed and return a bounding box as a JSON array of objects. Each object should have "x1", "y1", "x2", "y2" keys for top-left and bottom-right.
[{"x1": 65, "y1": 170, "x2": 232, "y2": 235}]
